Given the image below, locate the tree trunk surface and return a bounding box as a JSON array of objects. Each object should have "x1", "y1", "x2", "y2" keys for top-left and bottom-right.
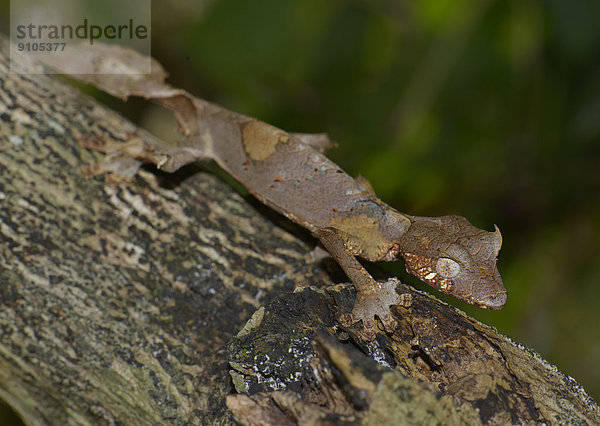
[{"x1": 0, "y1": 36, "x2": 598, "y2": 425}]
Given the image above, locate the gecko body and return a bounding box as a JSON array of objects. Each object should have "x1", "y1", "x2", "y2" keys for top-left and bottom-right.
[
  {"x1": 150, "y1": 99, "x2": 506, "y2": 334},
  {"x1": 74, "y1": 50, "x2": 506, "y2": 339}
]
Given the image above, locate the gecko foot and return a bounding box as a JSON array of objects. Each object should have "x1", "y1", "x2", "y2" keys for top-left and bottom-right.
[
  {"x1": 78, "y1": 135, "x2": 149, "y2": 181},
  {"x1": 338, "y1": 278, "x2": 412, "y2": 340}
]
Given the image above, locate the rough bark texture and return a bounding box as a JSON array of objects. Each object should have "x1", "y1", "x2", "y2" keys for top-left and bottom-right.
[{"x1": 0, "y1": 36, "x2": 598, "y2": 425}]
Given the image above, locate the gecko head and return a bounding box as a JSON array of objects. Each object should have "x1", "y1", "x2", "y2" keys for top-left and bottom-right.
[{"x1": 399, "y1": 215, "x2": 506, "y2": 310}]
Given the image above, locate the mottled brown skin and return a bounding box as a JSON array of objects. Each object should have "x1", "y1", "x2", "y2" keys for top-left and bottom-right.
[
  {"x1": 400, "y1": 215, "x2": 505, "y2": 310},
  {"x1": 74, "y1": 56, "x2": 506, "y2": 340}
]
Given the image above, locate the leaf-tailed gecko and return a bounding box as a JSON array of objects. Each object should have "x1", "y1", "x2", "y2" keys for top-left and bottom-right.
[{"x1": 62, "y1": 44, "x2": 506, "y2": 339}]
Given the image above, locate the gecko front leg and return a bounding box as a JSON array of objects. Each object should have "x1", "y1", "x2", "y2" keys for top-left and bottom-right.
[
  {"x1": 317, "y1": 228, "x2": 411, "y2": 340},
  {"x1": 79, "y1": 134, "x2": 209, "y2": 180}
]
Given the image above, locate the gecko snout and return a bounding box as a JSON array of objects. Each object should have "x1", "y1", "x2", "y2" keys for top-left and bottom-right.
[{"x1": 477, "y1": 291, "x2": 507, "y2": 310}]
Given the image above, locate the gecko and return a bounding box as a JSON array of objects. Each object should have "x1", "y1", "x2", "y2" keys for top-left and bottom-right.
[{"x1": 69, "y1": 45, "x2": 506, "y2": 340}]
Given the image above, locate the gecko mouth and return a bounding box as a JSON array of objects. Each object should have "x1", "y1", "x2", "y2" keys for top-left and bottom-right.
[{"x1": 476, "y1": 291, "x2": 507, "y2": 310}]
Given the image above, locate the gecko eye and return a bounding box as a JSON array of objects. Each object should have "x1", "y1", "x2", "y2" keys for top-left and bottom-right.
[{"x1": 436, "y1": 257, "x2": 460, "y2": 279}]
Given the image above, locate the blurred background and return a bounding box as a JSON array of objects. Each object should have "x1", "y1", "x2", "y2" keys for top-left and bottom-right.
[{"x1": 1, "y1": 0, "x2": 599, "y2": 416}]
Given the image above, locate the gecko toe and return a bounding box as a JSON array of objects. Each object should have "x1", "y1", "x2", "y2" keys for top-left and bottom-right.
[
  {"x1": 379, "y1": 314, "x2": 398, "y2": 333},
  {"x1": 338, "y1": 312, "x2": 359, "y2": 327},
  {"x1": 360, "y1": 318, "x2": 376, "y2": 341}
]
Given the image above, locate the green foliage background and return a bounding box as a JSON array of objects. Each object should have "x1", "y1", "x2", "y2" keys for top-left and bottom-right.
[{"x1": 1, "y1": 0, "x2": 599, "y2": 413}]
